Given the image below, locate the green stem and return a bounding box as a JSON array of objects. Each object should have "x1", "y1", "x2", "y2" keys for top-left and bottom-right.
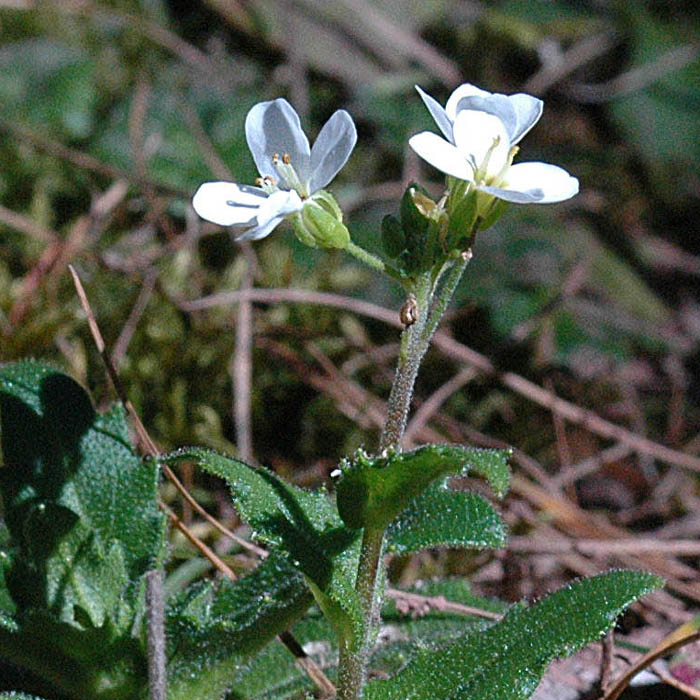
[
  {"x1": 338, "y1": 250, "x2": 473, "y2": 700},
  {"x1": 346, "y1": 241, "x2": 386, "y2": 272},
  {"x1": 423, "y1": 251, "x2": 472, "y2": 342},
  {"x1": 337, "y1": 527, "x2": 384, "y2": 700}
]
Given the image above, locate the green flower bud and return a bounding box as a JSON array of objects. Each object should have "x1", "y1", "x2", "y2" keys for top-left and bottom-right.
[{"x1": 291, "y1": 195, "x2": 350, "y2": 249}]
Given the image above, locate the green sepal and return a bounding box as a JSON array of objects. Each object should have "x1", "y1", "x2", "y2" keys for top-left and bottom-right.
[
  {"x1": 386, "y1": 483, "x2": 506, "y2": 554},
  {"x1": 336, "y1": 444, "x2": 510, "y2": 531},
  {"x1": 381, "y1": 214, "x2": 406, "y2": 259},
  {"x1": 399, "y1": 184, "x2": 438, "y2": 274},
  {"x1": 477, "y1": 196, "x2": 509, "y2": 232},
  {"x1": 161, "y1": 448, "x2": 364, "y2": 647},
  {"x1": 366, "y1": 569, "x2": 663, "y2": 700},
  {"x1": 399, "y1": 184, "x2": 431, "y2": 243},
  {"x1": 446, "y1": 187, "x2": 478, "y2": 249}
]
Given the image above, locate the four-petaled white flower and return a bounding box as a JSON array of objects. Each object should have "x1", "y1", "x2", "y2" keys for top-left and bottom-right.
[
  {"x1": 192, "y1": 98, "x2": 357, "y2": 240},
  {"x1": 409, "y1": 83, "x2": 579, "y2": 204}
]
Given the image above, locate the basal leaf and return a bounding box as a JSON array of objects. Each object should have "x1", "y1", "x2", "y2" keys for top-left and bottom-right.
[
  {"x1": 336, "y1": 445, "x2": 510, "y2": 531},
  {"x1": 162, "y1": 448, "x2": 364, "y2": 645},
  {"x1": 0, "y1": 610, "x2": 146, "y2": 700},
  {"x1": 386, "y1": 483, "x2": 506, "y2": 554},
  {"x1": 167, "y1": 552, "x2": 314, "y2": 700},
  {"x1": 0, "y1": 360, "x2": 166, "y2": 630},
  {"x1": 366, "y1": 570, "x2": 662, "y2": 700}
]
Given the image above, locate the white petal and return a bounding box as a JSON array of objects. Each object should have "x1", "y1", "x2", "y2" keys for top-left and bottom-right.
[
  {"x1": 507, "y1": 93, "x2": 543, "y2": 144},
  {"x1": 451, "y1": 94, "x2": 518, "y2": 144},
  {"x1": 445, "y1": 83, "x2": 491, "y2": 121},
  {"x1": 234, "y1": 216, "x2": 285, "y2": 241},
  {"x1": 309, "y1": 109, "x2": 357, "y2": 193},
  {"x1": 452, "y1": 110, "x2": 510, "y2": 176},
  {"x1": 409, "y1": 131, "x2": 474, "y2": 181},
  {"x1": 192, "y1": 182, "x2": 266, "y2": 226},
  {"x1": 415, "y1": 85, "x2": 453, "y2": 141},
  {"x1": 256, "y1": 189, "x2": 303, "y2": 226},
  {"x1": 477, "y1": 183, "x2": 544, "y2": 203},
  {"x1": 245, "y1": 99, "x2": 311, "y2": 183},
  {"x1": 483, "y1": 162, "x2": 579, "y2": 203}
]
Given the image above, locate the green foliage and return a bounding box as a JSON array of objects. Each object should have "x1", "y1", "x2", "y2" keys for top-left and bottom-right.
[
  {"x1": 366, "y1": 570, "x2": 663, "y2": 700},
  {"x1": 224, "y1": 579, "x2": 505, "y2": 700},
  {"x1": 387, "y1": 486, "x2": 506, "y2": 554},
  {"x1": 0, "y1": 360, "x2": 166, "y2": 698},
  {"x1": 609, "y1": 5, "x2": 700, "y2": 205},
  {"x1": 336, "y1": 444, "x2": 510, "y2": 531},
  {"x1": 166, "y1": 552, "x2": 314, "y2": 700},
  {"x1": 161, "y1": 448, "x2": 364, "y2": 646},
  {"x1": 381, "y1": 185, "x2": 447, "y2": 276}
]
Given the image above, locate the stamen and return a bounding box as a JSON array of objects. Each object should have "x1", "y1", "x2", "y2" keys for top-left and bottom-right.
[
  {"x1": 493, "y1": 145, "x2": 519, "y2": 187},
  {"x1": 272, "y1": 153, "x2": 308, "y2": 197},
  {"x1": 475, "y1": 135, "x2": 501, "y2": 183}
]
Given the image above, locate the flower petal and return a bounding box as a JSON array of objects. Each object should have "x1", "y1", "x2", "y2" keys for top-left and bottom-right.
[
  {"x1": 507, "y1": 93, "x2": 543, "y2": 144},
  {"x1": 482, "y1": 162, "x2": 579, "y2": 203},
  {"x1": 452, "y1": 110, "x2": 510, "y2": 176},
  {"x1": 445, "y1": 83, "x2": 491, "y2": 121},
  {"x1": 409, "y1": 131, "x2": 474, "y2": 181},
  {"x1": 256, "y1": 189, "x2": 303, "y2": 226},
  {"x1": 309, "y1": 109, "x2": 357, "y2": 193},
  {"x1": 245, "y1": 99, "x2": 311, "y2": 183},
  {"x1": 234, "y1": 216, "x2": 285, "y2": 241},
  {"x1": 450, "y1": 94, "x2": 518, "y2": 144},
  {"x1": 192, "y1": 182, "x2": 267, "y2": 226},
  {"x1": 415, "y1": 85, "x2": 453, "y2": 141}
]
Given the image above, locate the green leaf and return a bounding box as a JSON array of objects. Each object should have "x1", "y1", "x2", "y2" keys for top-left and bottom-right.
[
  {"x1": 0, "y1": 360, "x2": 166, "y2": 630},
  {"x1": 161, "y1": 448, "x2": 363, "y2": 645},
  {"x1": 167, "y1": 552, "x2": 314, "y2": 700},
  {"x1": 336, "y1": 445, "x2": 510, "y2": 531},
  {"x1": 0, "y1": 694, "x2": 52, "y2": 700},
  {"x1": 387, "y1": 484, "x2": 506, "y2": 554},
  {"x1": 366, "y1": 569, "x2": 663, "y2": 700},
  {"x1": 0, "y1": 610, "x2": 146, "y2": 700},
  {"x1": 381, "y1": 214, "x2": 406, "y2": 259}
]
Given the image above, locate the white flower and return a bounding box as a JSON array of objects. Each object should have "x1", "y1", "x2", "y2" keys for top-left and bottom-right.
[
  {"x1": 409, "y1": 84, "x2": 579, "y2": 204},
  {"x1": 192, "y1": 98, "x2": 357, "y2": 240}
]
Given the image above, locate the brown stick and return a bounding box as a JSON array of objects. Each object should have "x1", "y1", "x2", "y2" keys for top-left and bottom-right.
[{"x1": 178, "y1": 287, "x2": 700, "y2": 474}]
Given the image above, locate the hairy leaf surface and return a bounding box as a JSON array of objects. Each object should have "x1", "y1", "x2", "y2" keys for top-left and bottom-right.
[
  {"x1": 387, "y1": 483, "x2": 506, "y2": 554},
  {"x1": 366, "y1": 570, "x2": 662, "y2": 700},
  {"x1": 336, "y1": 444, "x2": 510, "y2": 531},
  {"x1": 162, "y1": 448, "x2": 363, "y2": 645}
]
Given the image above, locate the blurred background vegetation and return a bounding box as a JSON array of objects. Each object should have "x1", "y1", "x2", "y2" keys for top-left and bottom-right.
[{"x1": 1, "y1": 0, "x2": 699, "y2": 594}]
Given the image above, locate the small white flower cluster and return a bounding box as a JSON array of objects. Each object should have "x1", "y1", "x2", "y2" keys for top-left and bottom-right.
[{"x1": 192, "y1": 83, "x2": 578, "y2": 242}]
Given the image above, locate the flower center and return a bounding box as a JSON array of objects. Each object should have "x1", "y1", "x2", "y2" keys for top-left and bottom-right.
[{"x1": 272, "y1": 153, "x2": 308, "y2": 198}]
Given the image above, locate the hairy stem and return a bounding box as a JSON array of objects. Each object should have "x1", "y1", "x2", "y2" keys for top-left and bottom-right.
[
  {"x1": 338, "y1": 253, "x2": 473, "y2": 700},
  {"x1": 346, "y1": 241, "x2": 386, "y2": 272}
]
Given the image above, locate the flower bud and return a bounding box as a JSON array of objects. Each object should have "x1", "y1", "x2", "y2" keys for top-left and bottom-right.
[{"x1": 291, "y1": 193, "x2": 350, "y2": 249}]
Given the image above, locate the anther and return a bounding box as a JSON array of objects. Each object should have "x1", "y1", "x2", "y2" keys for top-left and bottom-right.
[{"x1": 282, "y1": 153, "x2": 291, "y2": 165}]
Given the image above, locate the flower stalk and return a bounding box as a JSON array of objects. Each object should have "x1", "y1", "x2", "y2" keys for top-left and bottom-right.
[{"x1": 338, "y1": 249, "x2": 473, "y2": 700}]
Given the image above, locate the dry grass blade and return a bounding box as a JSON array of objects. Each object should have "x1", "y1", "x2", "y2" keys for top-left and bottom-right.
[
  {"x1": 68, "y1": 265, "x2": 333, "y2": 695},
  {"x1": 601, "y1": 619, "x2": 700, "y2": 700},
  {"x1": 179, "y1": 287, "x2": 700, "y2": 474}
]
